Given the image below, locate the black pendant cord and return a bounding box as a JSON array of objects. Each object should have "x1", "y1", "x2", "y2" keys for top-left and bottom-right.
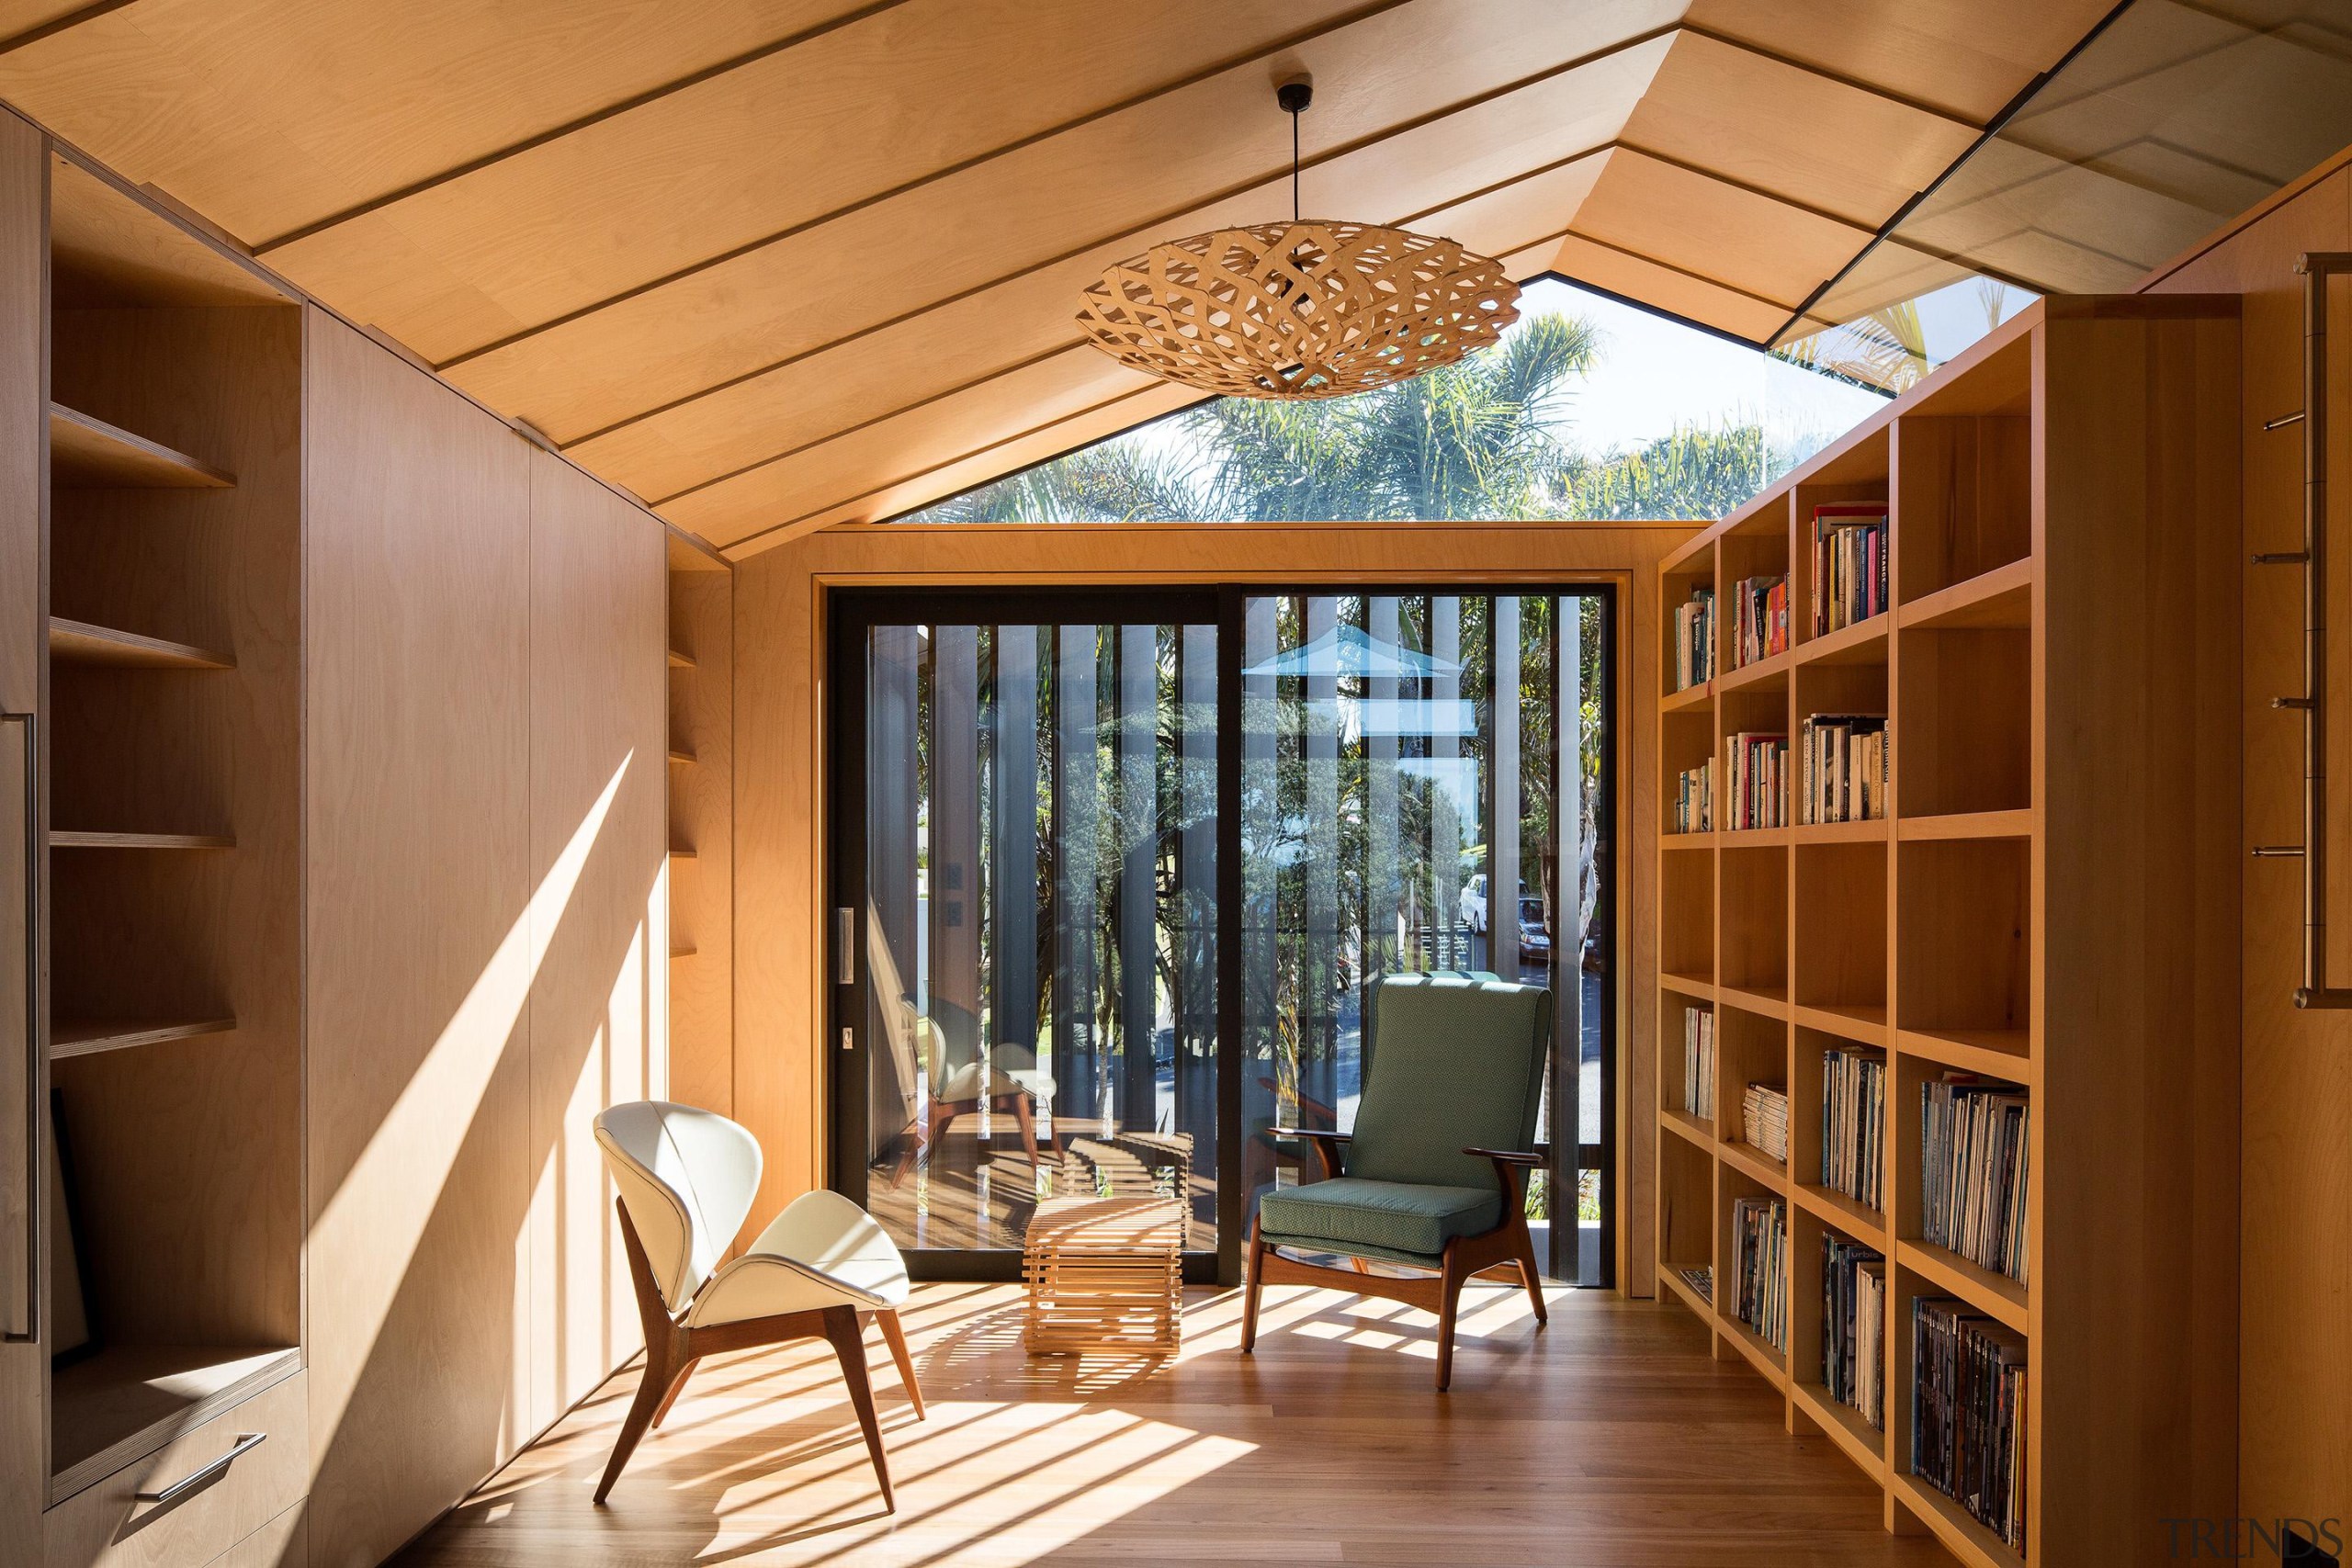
[{"x1": 1291, "y1": 107, "x2": 1300, "y2": 223}]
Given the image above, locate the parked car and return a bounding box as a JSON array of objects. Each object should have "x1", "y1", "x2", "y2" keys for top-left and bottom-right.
[
  {"x1": 1459, "y1": 874, "x2": 1487, "y2": 932},
  {"x1": 1518, "y1": 897, "x2": 1550, "y2": 957}
]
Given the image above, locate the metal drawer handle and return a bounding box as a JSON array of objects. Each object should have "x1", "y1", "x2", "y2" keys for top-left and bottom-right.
[{"x1": 137, "y1": 1432, "x2": 265, "y2": 1505}]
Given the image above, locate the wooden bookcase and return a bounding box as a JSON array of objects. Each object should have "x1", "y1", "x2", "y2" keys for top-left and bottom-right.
[{"x1": 1652, "y1": 297, "x2": 2241, "y2": 1566}]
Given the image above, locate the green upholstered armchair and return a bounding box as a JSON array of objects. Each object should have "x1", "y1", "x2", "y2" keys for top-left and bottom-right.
[{"x1": 1240, "y1": 973, "x2": 1553, "y2": 1390}]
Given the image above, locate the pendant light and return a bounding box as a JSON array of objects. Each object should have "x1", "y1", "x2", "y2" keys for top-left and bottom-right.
[{"x1": 1074, "y1": 76, "x2": 1522, "y2": 400}]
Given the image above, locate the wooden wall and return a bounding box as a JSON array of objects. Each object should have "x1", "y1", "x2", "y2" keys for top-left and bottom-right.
[
  {"x1": 730, "y1": 521, "x2": 1690, "y2": 1292},
  {"x1": 303, "y1": 313, "x2": 669, "y2": 1568},
  {"x1": 2143, "y1": 160, "x2": 2352, "y2": 1537},
  {"x1": 0, "y1": 103, "x2": 43, "y2": 1568}
]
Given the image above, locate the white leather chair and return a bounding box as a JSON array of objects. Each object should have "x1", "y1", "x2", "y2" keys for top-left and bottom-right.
[{"x1": 591, "y1": 1100, "x2": 925, "y2": 1508}]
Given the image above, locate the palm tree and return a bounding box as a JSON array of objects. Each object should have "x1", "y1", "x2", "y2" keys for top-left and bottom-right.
[{"x1": 905, "y1": 311, "x2": 1605, "y2": 523}]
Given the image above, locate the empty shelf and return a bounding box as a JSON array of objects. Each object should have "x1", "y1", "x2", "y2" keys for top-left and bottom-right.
[
  {"x1": 50, "y1": 404, "x2": 234, "y2": 490},
  {"x1": 50, "y1": 1343, "x2": 298, "y2": 1502},
  {"x1": 670, "y1": 845, "x2": 697, "y2": 861},
  {"x1": 668, "y1": 648, "x2": 695, "y2": 670},
  {"x1": 51, "y1": 830, "x2": 234, "y2": 850},
  {"x1": 51, "y1": 1017, "x2": 236, "y2": 1059},
  {"x1": 50, "y1": 617, "x2": 232, "y2": 671},
  {"x1": 668, "y1": 748, "x2": 696, "y2": 765}
]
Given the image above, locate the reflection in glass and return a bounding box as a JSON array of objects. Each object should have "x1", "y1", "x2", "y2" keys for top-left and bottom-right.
[
  {"x1": 864, "y1": 621, "x2": 1217, "y2": 1254},
  {"x1": 1238, "y1": 593, "x2": 1611, "y2": 1280}
]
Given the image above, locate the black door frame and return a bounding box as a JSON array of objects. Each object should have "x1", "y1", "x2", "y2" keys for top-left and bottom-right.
[{"x1": 826, "y1": 581, "x2": 1617, "y2": 1290}]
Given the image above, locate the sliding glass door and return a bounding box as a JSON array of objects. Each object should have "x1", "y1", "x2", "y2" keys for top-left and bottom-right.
[
  {"x1": 1235, "y1": 592, "x2": 1611, "y2": 1283},
  {"x1": 829, "y1": 586, "x2": 1612, "y2": 1284}
]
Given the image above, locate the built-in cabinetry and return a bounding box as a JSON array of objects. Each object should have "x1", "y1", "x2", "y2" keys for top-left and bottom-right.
[
  {"x1": 0, "y1": 113, "x2": 704, "y2": 1568},
  {"x1": 666, "y1": 536, "x2": 733, "y2": 1115},
  {"x1": 1654, "y1": 297, "x2": 2241, "y2": 1567}
]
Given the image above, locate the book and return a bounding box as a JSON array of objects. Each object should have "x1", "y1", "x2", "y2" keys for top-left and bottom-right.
[
  {"x1": 1682, "y1": 1007, "x2": 1716, "y2": 1120},
  {"x1": 1733, "y1": 572, "x2": 1789, "y2": 667},
  {"x1": 1679, "y1": 1264, "x2": 1713, "y2": 1304},
  {"x1": 1673, "y1": 585, "x2": 1715, "y2": 692},
  {"x1": 1724, "y1": 729, "x2": 1788, "y2": 829},
  {"x1": 1812, "y1": 503, "x2": 1889, "y2": 635},
  {"x1": 1740, "y1": 1080, "x2": 1789, "y2": 1164},
  {"x1": 1673, "y1": 757, "x2": 1714, "y2": 834},
  {"x1": 1798, "y1": 713, "x2": 1887, "y2": 824},
  {"x1": 1920, "y1": 1073, "x2": 2031, "y2": 1284},
  {"x1": 1912, "y1": 1296, "x2": 2029, "y2": 1547},
  {"x1": 1822, "y1": 1235, "x2": 1886, "y2": 1429},
  {"x1": 1730, "y1": 1195, "x2": 1788, "y2": 1350},
  {"x1": 1820, "y1": 1045, "x2": 1885, "y2": 1211}
]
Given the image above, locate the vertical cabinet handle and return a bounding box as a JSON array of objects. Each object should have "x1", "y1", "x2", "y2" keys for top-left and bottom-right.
[
  {"x1": 2284, "y1": 254, "x2": 2352, "y2": 1008},
  {"x1": 2, "y1": 711, "x2": 34, "y2": 1343},
  {"x1": 834, "y1": 906, "x2": 854, "y2": 987}
]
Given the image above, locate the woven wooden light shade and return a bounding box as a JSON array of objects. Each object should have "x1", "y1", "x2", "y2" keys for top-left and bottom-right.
[{"x1": 1075, "y1": 220, "x2": 1522, "y2": 400}]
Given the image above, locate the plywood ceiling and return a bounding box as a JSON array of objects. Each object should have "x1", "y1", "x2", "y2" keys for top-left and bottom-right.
[{"x1": 0, "y1": 0, "x2": 2122, "y2": 555}]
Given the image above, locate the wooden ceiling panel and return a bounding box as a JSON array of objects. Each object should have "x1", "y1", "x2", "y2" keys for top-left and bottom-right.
[
  {"x1": 271, "y1": 0, "x2": 1677, "y2": 365},
  {"x1": 0, "y1": 0, "x2": 2136, "y2": 546},
  {"x1": 1681, "y1": 0, "x2": 2120, "y2": 123},
  {"x1": 1623, "y1": 30, "x2": 1977, "y2": 226},
  {"x1": 571, "y1": 149, "x2": 1609, "y2": 504},
  {"x1": 670, "y1": 362, "x2": 1200, "y2": 547},
  {"x1": 0, "y1": 0, "x2": 877, "y2": 239},
  {"x1": 443, "y1": 12, "x2": 1672, "y2": 442},
  {"x1": 1546, "y1": 229, "x2": 1796, "y2": 343},
  {"x1": 1569, "y1": 148, "x2": 1874, "y2": 310},
  {"x1": 710, "y1": 374, "x2": 1203, "y2": 552}
]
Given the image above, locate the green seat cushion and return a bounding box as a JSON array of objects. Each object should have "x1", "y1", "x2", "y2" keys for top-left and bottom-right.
[{"x1": 1257, "y1": 1178, "x2": 1501, "y2": 1260}]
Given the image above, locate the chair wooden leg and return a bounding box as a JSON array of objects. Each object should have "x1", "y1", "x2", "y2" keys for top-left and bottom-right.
[
  {"x1": 1511, "y1": 1221, "x2": 1548, "y2": 1326},
  {"x1": 1004, "y1": 1091, "x2": 1041, "y2": 1175},
  {"x1": 1239, "y1": 1213, "x2": 1265, "y2": 1354},
  {"x1": 875, "y1": 1308, "x2": 926, "y2": 1418},
  {"x1": 1435, "y1": 1240, "x2": 1466, "y2": 1393},
  {"x1": 649, "y1": 1354, "x2": 700, "y2": 1429},
  {"x1": 822, "y1": 1304, "x2": 896, "y2": 1513},
  {"x1": 599, "y1": 1196, "x2": 683, "y2": 1505}
]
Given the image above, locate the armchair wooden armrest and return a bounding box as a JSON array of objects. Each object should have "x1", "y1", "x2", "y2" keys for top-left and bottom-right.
[
  {"x1": 1274, "y1": 1126, "x2": 1351, "y2": 1181},
  {"x1": 1465, "y1": 1145, "x2": 1551, "y2": 1203}
]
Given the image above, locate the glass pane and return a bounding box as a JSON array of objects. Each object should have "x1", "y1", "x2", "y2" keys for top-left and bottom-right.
[
  {"x1": 864, "y1": 619, "x2": 1217, "y2": 1254},
  {"x1": 1239, "y1": 592, "x2": 1611, "y2": 1280}
]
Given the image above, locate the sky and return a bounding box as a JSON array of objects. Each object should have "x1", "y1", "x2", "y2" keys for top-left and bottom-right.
[{"x1": 1523, "y1": 276, "x2": 1887, "y2": 462}]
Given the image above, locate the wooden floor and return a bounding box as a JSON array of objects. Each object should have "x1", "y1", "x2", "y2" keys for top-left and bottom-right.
[{"x1": 397, "y1": 1281, "x2": 1954, "y2": 1567}]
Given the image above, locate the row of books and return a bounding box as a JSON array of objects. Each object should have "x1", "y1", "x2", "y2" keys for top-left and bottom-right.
[
  {"x1": 1673, "y1": 586, "x2": 1715, "y2": 692},
  {"x1": 1913, "y1": 1296, "x2": 2029, "y2": 1549},
  {"x1": 1813, "y1": 505, "x2": 1889, "y2": 635},
  {"x1": 1672, "y1": 758, "x2": 1714, "y2": 834},
  {"x1": 1682, "y1": 1007, "x2": 1716, "y2": 1120},
  {"x1": 1921, "y1": 1074, "x2": 2031, "y2": 1285},
  {"x1": 1798, "y1": 714, "x2": 1887, "y2": 825},
  {"x1": 1821, "y1": 1046, "x2": 1885, "y2": 1211},
  {"x1": 1729, "y1": 1196, "x2": 1788, "y2": 1350},
  {"x1": 1724, "y1": 730, "x2": 1788, "y2": 830},
  {"x1": 1732, "y1": 572, "x2": 1789, "y2": 668},
  {"x1": 1822, "y1": 1235, "x2": 1886, "y2": 1430},
  {"x1": 1740, "y1": 1081, "x2": 1789, "y2": 1163}
]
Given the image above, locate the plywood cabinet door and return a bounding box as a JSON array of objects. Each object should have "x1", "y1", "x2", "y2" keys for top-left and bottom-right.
[{"x1": 0, "y1": 106, "x2": 44, "y2": 1568}]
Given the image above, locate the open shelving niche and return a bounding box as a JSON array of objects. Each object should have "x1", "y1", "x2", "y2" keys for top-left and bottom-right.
[
  {"x1": 40, "y1": 153, "x2": 306, "y2": 1503},
  {"x1": 1649, "y1": 297, "x2": 2241, "y2": 1568}
]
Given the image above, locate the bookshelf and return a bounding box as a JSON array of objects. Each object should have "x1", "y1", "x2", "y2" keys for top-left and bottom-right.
[{"x1": 1651, "y1": 297, "x2": 2240, "y2": 1566}]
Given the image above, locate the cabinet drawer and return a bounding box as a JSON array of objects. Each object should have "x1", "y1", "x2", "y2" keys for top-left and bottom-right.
[{"x1": 48, "y1": 1370, "x2": 306, "y2": 1568}]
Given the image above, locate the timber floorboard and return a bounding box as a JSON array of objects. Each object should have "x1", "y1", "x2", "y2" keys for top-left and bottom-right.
[{"x1": 394, "y1": 1282, "x2": 1952, "y2": 1567}]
